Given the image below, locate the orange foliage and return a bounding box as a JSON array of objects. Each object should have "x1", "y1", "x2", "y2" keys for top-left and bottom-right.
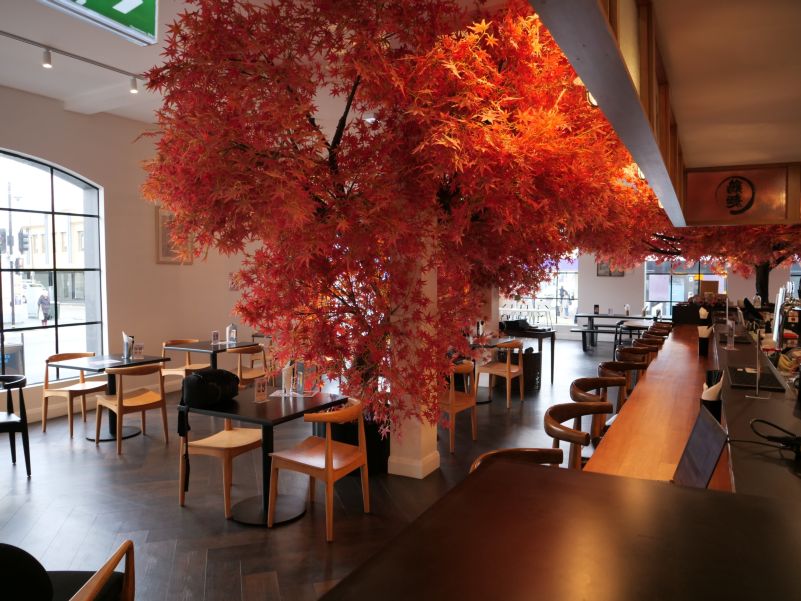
[{"x1": 144, "y1": 0, "x2": 659, "y2": 428}]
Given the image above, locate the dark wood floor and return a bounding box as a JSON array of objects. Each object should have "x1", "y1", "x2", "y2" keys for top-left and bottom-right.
[{"x1": 0, "y1": 339, "x2": 614, "y2": 600}]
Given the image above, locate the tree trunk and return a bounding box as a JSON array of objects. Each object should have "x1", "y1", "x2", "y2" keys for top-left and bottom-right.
[{"x1": 754, "y1": 262, "x2": 770, "y2": 304}]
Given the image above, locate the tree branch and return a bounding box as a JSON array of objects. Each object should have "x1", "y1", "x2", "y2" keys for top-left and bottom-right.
[{"x1": 328, "y1": 75, "x2": 362, "y2": 174}]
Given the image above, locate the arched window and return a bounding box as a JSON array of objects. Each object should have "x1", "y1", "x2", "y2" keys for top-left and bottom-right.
[{"x1": 0, "y1": 150, "x2": 103, "y2": 384}]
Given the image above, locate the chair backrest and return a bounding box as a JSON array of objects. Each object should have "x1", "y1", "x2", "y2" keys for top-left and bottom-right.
[
  {"x1": 598, "y1": 360, "x2": 643, "y2": 401},
  {"x1": 105, "y1": 365, "x2": 164, "y2": 400},
  {"x1": 469, "y1": 447, "x2": 563, "y2": 473},
  {"x1": 305, "y1": 399, "x2": 364, "y2": 469},
  {"x1": 226, "y1": 344, "x2": 265, "y2": 377},
  {"x1": 616, "y1": 345, "x2": 651, "y2": 366},
  {"x1": 570, "y1": 376, "x2": 626, "y2": 404},
  {"x1": 44, "y1": 352, "x2": 95, "y2": 388},
  {"x1": 0, "y1": 374, "x2": 27, "y2": 421},
  {"x1": 544, "y1": 401, "x2": 612, "y2": 469},
  {"x1": 448, "y1": 360, "x2": 475, "y2": 403},
  {"x1": 496, "y1": 339, "x2": 523, "y2": 369},
  {"x1": 162, "y1": 339, "x2": 200, "y2": 366},
  {"x1": 632, "y1": 340, "x2": 660, "y2": 360},
  {"x1": 0, "y1": 543, "x2": 53, "y2": 601}
]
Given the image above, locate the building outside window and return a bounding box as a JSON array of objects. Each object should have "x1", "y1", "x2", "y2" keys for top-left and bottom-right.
[
  {"x1": 500, "y1": 255, "x2": 578, "y2": 326},
  {"x1": 0, "y1": 150, "x2": 103, "y2": 384},
  {"x1": 644, "y1": 260, "x2": 727, "y2": 318}
]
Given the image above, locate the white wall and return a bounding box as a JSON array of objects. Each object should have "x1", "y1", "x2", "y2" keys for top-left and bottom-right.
[
  {"x1": 576, "y1": 253, "x2": 645, "y2": 316},
  {"x1": 728, "y1": 264, "x2": 791, "y2": 305},
  {"x1": 0, "y1": 85, "x2": 248, "y2": 421}
]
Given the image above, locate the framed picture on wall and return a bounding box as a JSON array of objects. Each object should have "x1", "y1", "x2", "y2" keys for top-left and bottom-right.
[
  {"x1": 156, "y1": 207, "x2": 193, "y2": 264},
  {"x1": 596, "y1": 261, "x2": 624, "y2": 277}
]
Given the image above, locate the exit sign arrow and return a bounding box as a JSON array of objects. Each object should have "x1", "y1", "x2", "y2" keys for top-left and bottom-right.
[{"x1": 112, "y1": 0, "x2": 144, "y2": 15}]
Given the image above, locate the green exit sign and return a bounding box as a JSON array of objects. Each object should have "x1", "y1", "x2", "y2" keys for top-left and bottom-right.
[{"x1": 40, "y1": 0, "x2": 158, "y2": 46}]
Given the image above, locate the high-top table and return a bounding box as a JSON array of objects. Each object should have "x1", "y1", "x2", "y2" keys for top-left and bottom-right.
[
  {"x1": 48, "y1": 353, "x2": 169, "y2": 442},
  {"x1": 180, "y1": 386, "x2": 347, "y2": 526},
  {"x1": 321, "y1": 458, "x2": 801, "y2": 600},
  {"x1": 162, "y1": 339, "x2": 261, "y2": 369}
]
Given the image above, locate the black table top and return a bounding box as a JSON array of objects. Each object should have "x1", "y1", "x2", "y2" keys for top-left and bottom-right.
[
  {"x1": 575, "y1": 312, "x2": 644, "y2": 320},
  {"x1": 163, "y1": 340, "x2": 260, "y2": 354},
  {"x1": 49, "y1": 354, "x2": 168, "y2": 373},
  {"x1": 322, "y1": 459, "x2": 801, "y2": 600},
  {"x1": 184, "y1": 386, "x2": 347, "y2": 427}
]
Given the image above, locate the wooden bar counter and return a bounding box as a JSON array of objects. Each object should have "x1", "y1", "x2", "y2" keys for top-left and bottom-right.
[{"x1": 585, "y1": 324, "x2": 732, "y2": 490}]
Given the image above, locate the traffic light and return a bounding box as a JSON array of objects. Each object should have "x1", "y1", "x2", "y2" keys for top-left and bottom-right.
[{"x1": 18, "y1": 230, "x2": 29, "y2": 253}]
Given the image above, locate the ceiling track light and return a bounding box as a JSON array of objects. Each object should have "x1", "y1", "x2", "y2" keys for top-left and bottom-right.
[
  {"x1": 42, "y1": 48, "x2": 52, "y2": 69},
  {"x1": 130, "y1": 76, "x2": 139, "y2": 94}
]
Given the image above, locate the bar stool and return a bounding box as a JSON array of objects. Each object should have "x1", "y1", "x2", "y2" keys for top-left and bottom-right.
[
  {"x1": 632, "y1": 339, "x2": 660, "y2": 362},
  {"x1": 616, "y1": 345, "x2": 652, "y2": 366},
  {"x1": 544, "y1": 401, "x2": 612, "y2": 470},
  {"x1": 641, "y1": 332, "x2": 666, "y2": 346},
  {"x1": 598, "y1": 361, "x2": 644, "y2": 409},
  {"x1": 570, "y1": 376, "x2": 626, "y2": 441}
]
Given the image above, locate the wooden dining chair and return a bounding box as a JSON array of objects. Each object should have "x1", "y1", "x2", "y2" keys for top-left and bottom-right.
[
  {"x1": 476, "y1": 339, "x2": 524, "y2": 409},
  {"x1": 95, "y1": 365, "x2": 168, "y2": 455},
  {"x1": 42, "y1": 353, "x2": 106, "y2": 438},
  {"x1": 439, "y1": 360, "x2": 477, "y2": 454},
  {"x1": 469, "y1": 447, "x2": 563, "y2": 473},
  {"x1": 179, "y1": 417, "x2": 261, "y2": 518},
  {"x1": 161, "y1": 339, "x2": 210, "y2": 381},
  {"x1": 632, "y1": 339, "x2": 660, "y2": 362},
  {"x1": 0, "y1": 375, "x2": 30, "y2": 477},
  {"x1": 570, "y1": 376, "x2": 626, "y2": 441},
  {"x1": 544, "y1": 401, "x2": 612, "y2": 470},
  {"x1": 0, "y1": 539, "x2": 135, "y2": 601},
  {"x1": 641, "y1": 332, "x2": 666, "y2": 346},
  {"x1": 267, "y1": 398, "x2": 368, "y2": 542},
  {"x1": 226, "y1": 344, "x2": 267, "y2": 387}
]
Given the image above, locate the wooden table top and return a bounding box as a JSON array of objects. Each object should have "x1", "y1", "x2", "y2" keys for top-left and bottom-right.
[
  {"x1": 585, "y1": 325, "x2": 731, "y2": 488},
  {"x1": 322, "y1": 459, "x2": 801, "y2": 600}
]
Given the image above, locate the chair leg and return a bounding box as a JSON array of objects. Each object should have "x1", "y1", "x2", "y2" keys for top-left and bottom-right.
[
  {"x1": 81, "y1": 395, "x2": 87, "y2": 422},
  {"x1": 360, "y1": 465, "x2": 370, "y2": 513},
  {"x1": 267, "y1": 464, "x2": 279, "y2": 528},
  {"x1": 41, "y1": 397, "x2": 48, "y2": 433},
  {"x1": 506, "y1": 377, "x2": 511, "y2": 409},
  {"x1": 9, "y1": 430, "x2": 16, "y2": 464},
  {"x1": 141, "y1": 411, "x2": 146, "y2": 435},
  {"x1": 222, "y1": 454, "x2": 232, "y2": 519},
  {"x1": 471, "y1": 406, "x2": 477, "y2": 441},
  {"x1": 161, "y1": 404, "x2": 169, "y2": 444},
  {"x1": 67, "y1": 396, "x2": 74, "y2": 438},
  {"x1": 309, "y1": 475, "x2": 316, "y2": 504},
  {"x1": 116, "y1": 411, "x2": 123, "y2": 455},
  {"x1": 21, "y1": 426, "x2": 31, "y2": 478},
  {"x1": 519, "y1": 372, "x2": 524, "y2": 401},
  {"x1": 325, "y1": 480, "x2": 334, "y2": 542},
  {"x1": 178, "y1": 439, "x2": 186, "y2": 507},
  {"x1": 95, "y1": 405, "x2": 103, "y2": 446}
]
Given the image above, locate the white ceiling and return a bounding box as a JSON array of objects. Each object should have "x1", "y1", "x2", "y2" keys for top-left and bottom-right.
[
  {"x1": 0, "y1": 0, "x2": 188, "y2": 122},
  {"x1": 1, "y1": 0, "x2": 799, "y2": 171},
  {"x1": 652, "y1": 0, "x2": 801, "y2": 168}
]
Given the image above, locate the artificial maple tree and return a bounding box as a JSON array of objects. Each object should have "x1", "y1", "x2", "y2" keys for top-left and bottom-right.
[{"x1": 144, "y1": 0, "x2": 656, "y2": 429}]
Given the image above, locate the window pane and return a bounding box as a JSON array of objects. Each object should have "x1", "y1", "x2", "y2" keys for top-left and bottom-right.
[
  {"x1": 54, "y1": 169, "x2": 99, "y2": 215},
  {"x1": 2, "y1": 272, "x2": 54, "y2": 329},
  {"x1": 56, "y1": 271, "x2": 101, "y2": 324},
  {"x1": 0, "y1": 210, "x2": 53, "y2": 270},
  {"x1": 53, "y1": 215, "x2": 100, "y2": 269},
  {"x1": 57, "y1": 323, "x2": 103, "y2": 361},
  {"x1": 3, "y1": 328, "x2": 56, "y2": 385},
  {"x1": 0, "y1": 154, "x2": 51, "y2": 212}
]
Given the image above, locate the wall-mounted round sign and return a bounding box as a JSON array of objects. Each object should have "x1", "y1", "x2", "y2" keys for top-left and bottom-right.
[{"x1": 715, "y1": 175, "x2": 755, "y2": 215}]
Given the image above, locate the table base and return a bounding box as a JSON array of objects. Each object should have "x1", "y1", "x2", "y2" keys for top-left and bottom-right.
[
  {"x1": 231, "y1": 493, "x2": 307, "y2": 526},
  {"x1": 86, "y1": 426, "x2": 141, "y2": 443}
]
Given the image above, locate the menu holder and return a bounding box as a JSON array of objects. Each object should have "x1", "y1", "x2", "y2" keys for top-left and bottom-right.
[
  {"x1": 254, "y1": 377, "x2": 269, "y2": 402},
  {"x1": 132, "y1": 343, "x2": 145, "y2": 360}
]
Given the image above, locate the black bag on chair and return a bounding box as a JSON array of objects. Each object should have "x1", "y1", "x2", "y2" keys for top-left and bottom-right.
[
  {"x1": 182, "y1": 368, "x2": 239, "y2": 409},
  {"x1": 178, "y1": 369, "x2": 240, "y2": 493}
]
